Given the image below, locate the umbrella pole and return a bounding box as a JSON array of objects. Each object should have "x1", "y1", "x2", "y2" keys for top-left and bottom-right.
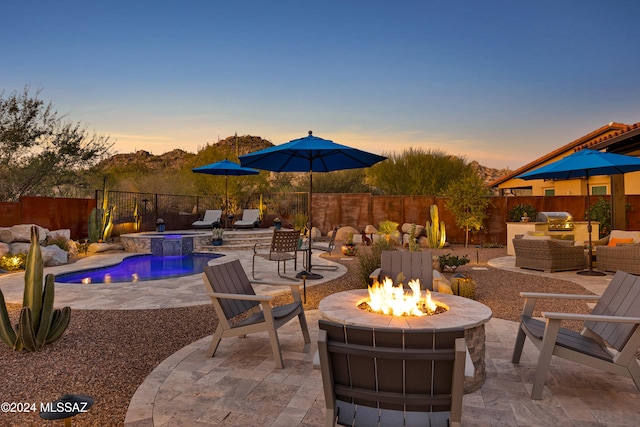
[
  {"x1": 578, "y1": 171, "x2": 606, "y2": 276},
  {"x1": 297, "y1": 168, "x2": 322, "y2": 280},
  {"x1": 225, "y1": 175, "x2": 228, "y2": 229}
]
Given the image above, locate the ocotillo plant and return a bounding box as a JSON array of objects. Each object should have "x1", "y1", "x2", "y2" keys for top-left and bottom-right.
[
  {"x1": 425, "y1": 204, "x2": 446, "y2": 249},
  {"x1": 0, "y1": 226, "x2": 71, "y2": 351}
]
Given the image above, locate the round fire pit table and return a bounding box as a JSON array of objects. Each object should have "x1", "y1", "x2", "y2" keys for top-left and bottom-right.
[{"x1": 319, "y1": 290, "x2": 493, "y2": 393}]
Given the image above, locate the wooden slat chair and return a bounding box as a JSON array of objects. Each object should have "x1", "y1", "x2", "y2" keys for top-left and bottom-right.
[
  {"x1": 512, "y1": 270, "x2": 640, "y2": 399},
  {"x1": 252, "y1": 229, "x2": 301, "y2": 280},
  {"x1": 202, "y1": 259, "x2": 310, "y2": 369},
  {"x1": 318, "y1": 320, "x2": 466, "y2": 427},
  {"x1": 370, "y1": 250, "x2": 444, "y2": 290}
]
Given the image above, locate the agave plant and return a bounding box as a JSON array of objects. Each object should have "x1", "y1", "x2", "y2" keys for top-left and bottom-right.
[{"x1": 0, "y1": 226, "x2": 71, "y2": 351}]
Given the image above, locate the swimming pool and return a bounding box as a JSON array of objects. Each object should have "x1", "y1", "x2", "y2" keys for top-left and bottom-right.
[{"x1": 56, "y1": 253, "x2": 223, "y2": 284}]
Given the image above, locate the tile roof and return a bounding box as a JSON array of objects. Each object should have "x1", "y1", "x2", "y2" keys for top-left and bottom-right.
[{"x1": 488, "y1": 122, "x2": 640, "y2": 187}]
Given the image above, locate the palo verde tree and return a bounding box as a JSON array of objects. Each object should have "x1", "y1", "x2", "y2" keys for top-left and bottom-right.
[
  {"x1": 366, "y1": 147, "x2": 473, "y2": 195},
  {"x1": 0, "y1": 86, "x2": 113, "y2": 201},
  {"x1": 444, "y1": 173, "x2": 491, "y2": 247}
]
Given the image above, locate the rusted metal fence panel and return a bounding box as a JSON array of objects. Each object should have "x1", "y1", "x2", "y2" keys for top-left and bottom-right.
[
  {"x1": 0, "y1": 202, "x2": 20, "y2": 227},
  {"x1": 15, "y1": 197, "x2": 95, "y2": 240},
  {"x1": 2, "y1": 193, "x2": 639, "y2": 245}
]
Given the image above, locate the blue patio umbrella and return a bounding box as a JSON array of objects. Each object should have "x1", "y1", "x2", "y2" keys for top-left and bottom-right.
[
  {"x1": 192, "y1": 159, "x2": 260, "y2": 227},
  {"x1": 517, "y1": 149, "x2": 640, "y2": 275},
  {"x1": 240, "y1": 131, "x2": 387, "y2": 279}
]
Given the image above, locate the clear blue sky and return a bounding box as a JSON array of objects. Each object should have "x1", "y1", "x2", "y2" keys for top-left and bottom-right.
[{"x1": 2, "y1": 1, "x2": 639, "y2": 169}]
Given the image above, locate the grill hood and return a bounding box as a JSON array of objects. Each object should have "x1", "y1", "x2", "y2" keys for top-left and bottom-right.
[{"x1": 536, "y1": 212, "x2": 574, "y2": 230}]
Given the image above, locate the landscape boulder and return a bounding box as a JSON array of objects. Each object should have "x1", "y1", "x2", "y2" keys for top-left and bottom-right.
[
  {"x1": 88, "y1": 242, "x2": 124, "y2": 253},
  {"x1": 0, "y1": 224, "x2": 48, "y2": 244},
  {"x1": 308, "y1": 227, "x2": 321, "y2": 239},
  {"x1": 401, "y1": 223, "x2": 426, "y2": 237},
  {"x1": 46, "y1": 229, "x2": 71, "y2": 242},
  {"x1": 334, "y1": 226, "x2": 361, "y2": 243},
  {"x1": 7, "y1": 243, "x2": 69, "y2": 267},
  {"x1": 0, "y1": 242, "x2": 10, "y2": 257},
  {"x1": 41, "y1": 245, "x2": 69, "y2": 266}
]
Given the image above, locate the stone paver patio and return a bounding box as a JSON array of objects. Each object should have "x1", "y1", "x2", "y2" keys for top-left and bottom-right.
[{"x1": 3, "y1": 245, "x2": 638, "y2": 426}]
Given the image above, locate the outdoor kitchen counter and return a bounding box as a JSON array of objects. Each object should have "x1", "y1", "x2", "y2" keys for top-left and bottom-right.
[{"x1": 506, "y1": 221, "x2": 598, "y2": 256}]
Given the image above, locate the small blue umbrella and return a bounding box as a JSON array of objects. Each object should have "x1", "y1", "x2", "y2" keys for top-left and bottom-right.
[
  {"x1": 192, "y1": 159, "x2": 260, "y2": 227},
  {"x1": 517, "y1": 149, "x2": 640, "y2": 275},
  {"x1": 240, "y1": 131, "x2": 387, "y2": 278}
]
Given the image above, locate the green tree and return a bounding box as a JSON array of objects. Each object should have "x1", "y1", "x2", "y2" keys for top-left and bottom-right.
[
  {"x1": 0, "y1": 87, "x2": 113, "y2": 201},
  {"x1": 444, "y1": 174, "x2": 491, "y2": 247},
  {"x1": 366, "y1": 147, "x2": 474, "y2": 195},
  {"x1": 294, "y1": 169, "x2": 371, "y2": 193}
]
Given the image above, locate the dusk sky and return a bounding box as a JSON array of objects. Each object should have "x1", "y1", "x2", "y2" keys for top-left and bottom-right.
[{"x1": 2, "y1": 1, "x2": 638, "y2": 169}]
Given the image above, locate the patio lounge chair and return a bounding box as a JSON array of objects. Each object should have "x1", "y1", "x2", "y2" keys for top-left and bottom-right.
[
  {"x1": 369, "y1": 250, "x2": 445, "y2": 290},
  {"x1": 202, "y1": 259, "x2": 310, "y2": 369},
  {"x1": 318, "y1": 319, "x2": 467, "y2": 427},
  {"x1": 512, "y1": 235, "x2": 585, "y2": 273},
  {"x1": 252, "y1": 229, "x2": 300, "y2": 280},
  {"x1": 233, "y1": 209, "x2": 260, "y2": 229},
  {"x1": 192, "y1": 209, "x2": 222, "y2": 229},
  {"x1": 511, "y1": 270, "x2": 640, "y2": 399}
]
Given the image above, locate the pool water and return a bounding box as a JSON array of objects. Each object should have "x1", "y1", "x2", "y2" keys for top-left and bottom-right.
[{"x1": 56, "y1": 253, "x2": 223, "y2": 284}]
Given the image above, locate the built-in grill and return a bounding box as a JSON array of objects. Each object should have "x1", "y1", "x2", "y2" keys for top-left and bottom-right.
[{"x1": 536, "y1": 212, "x2": 574, "y2": 231}]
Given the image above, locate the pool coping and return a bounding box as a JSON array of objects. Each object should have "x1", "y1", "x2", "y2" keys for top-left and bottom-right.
[{"x1": 0, "y1": 251, "x2": 347, "y2": 310}]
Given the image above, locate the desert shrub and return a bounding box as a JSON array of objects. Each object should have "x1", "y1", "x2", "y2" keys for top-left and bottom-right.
[
  {"x1": 438, "y1": 253, "x2": 470, "y2": 272},
  {"x1": 586, "y1": 198, "x2": 611, "y2": 238},
  {"x1": 509, "y1": 204, "x2": 537, "y2": 222},
  {"x1": 0, "y1": 252, "x2": 27, "y2": 271},
  {"x1": 47, "y1": 236, "x2": 70, "y2": 252},
  {"x1": 357, "y1": 238, "x2": 396, "y2": 286}
]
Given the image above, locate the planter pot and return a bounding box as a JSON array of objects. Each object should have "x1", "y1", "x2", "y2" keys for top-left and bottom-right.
[
  {"x1": 212, "y1": 239, "x2": 223, "y2": 246},
  {"x1": 342, "y1": 244, "x2": 358, "y2": 256}
]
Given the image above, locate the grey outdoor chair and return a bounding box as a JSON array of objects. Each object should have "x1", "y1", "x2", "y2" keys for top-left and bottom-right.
[
  {"x1": 369, "y1": 250, "x2": 445, "y2": 290},
  {"x1": 318, "y1": 320, "x2": 467, "y2": 427},
  {"x1": 512, "y1": 270, "x2": 640, "y2": 399},
  {"x1": 202, "y1": 259, "x2": 310, "y2": 369}
]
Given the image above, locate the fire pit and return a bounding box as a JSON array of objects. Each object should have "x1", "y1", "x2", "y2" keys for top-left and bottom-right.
[{"x1": 319, "y1": 289, "x2": 493, "y2": 392}]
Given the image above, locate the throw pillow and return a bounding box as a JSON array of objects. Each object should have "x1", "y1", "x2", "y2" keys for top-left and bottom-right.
[{"x1": 608, "y1": 237, "x2": 634, "y2": 247}]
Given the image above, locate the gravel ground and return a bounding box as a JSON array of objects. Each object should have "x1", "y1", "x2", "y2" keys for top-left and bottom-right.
[{"x1": 0, "y1": 245, "x2": 594, "y2": 426}]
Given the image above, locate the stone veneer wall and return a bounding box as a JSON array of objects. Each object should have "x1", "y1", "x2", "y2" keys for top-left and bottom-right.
[{"x1": 464, "y1": 324, "x2": 486, "y2": 393}]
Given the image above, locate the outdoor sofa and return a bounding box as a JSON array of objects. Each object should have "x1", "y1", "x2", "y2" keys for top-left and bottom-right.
[{"x1": 592, "y1": 230, "x2": 640, "y2": 275}]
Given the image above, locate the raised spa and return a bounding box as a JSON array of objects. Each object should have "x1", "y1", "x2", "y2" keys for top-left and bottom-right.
[{"x1": 119, "y1": 231, "x2": 213, "y2": 256}]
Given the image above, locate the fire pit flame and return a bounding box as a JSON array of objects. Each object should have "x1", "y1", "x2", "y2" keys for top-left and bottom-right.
[{"x1": 367, "y1": 277, "x2": 438, "y2": 317}]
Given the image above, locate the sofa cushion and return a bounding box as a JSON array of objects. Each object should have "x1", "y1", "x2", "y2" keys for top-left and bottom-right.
[
  {"x1": 522, "y1": 234, "x2": 552, "y2": 241},
  {"x1": 610, "y1": 230, "x2": 640, "y2": 243}
]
